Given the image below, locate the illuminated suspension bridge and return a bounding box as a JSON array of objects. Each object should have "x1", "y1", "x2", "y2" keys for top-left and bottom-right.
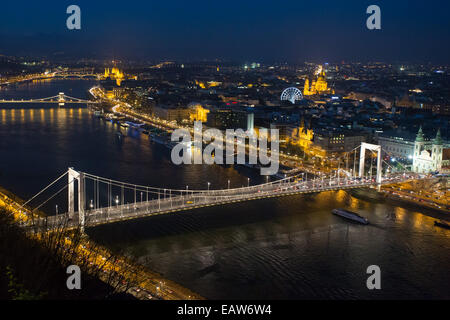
[
  {"x1": 22, "y1": 143, "x2": 422, "y2": 232},
  {"x1": 0, "y1": 92, "x2": 99, "y2": 106},
  {"x1": 51, "y1": 71, "x2": 100, "y2": 79}
]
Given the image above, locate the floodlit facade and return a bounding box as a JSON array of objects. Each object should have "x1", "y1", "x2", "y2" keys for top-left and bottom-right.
[
  {"x1": 412, "y1": 127, "x2": 444, "y2": 173},
  {"x1": 303, "y1": 66, "x2": 334, "y2": 96}
]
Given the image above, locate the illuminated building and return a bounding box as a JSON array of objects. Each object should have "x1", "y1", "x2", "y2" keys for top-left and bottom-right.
[
  {"x1": 304, "y1": 78, "x2": 310, "y2": 95},
  {"x1": 206, "y1": 108, "x2": 248, "y2": 130},
  {"x1": 196, "y1": 80, "x2": 206, "y2": 89},
  {"x1": 377, "y1": 131, "x2": 416, "y2": 160},
  {"x1": 303, "y1": 65, "x2": 334, "y2": 96},
  {"x1": 103, "y1": 67, "x2": 129, "y2": 86},
  {"x1": 105, "y1": 90, "x2": 115, "y2": 99},
  {"x1": 313, "y1": 129, "x2": 367, "y2": 155},
  {"x1": 288, "y1": 119, "x2": 314, "y2": 149},
  {"x1": 195, "y1": 80, "x2": 222, "y2": 89},
  {"x1": 104, "y1": 67, "x2": 124, "y2": 79},
  {"x1": 152, "y1": 104, "x2": 210, "y2": 124},
  {"x1": 188, "y1": 103, "x2": 210, "y2": 123},
  {"x1": 412, "y1": 127, "x2": 446, "y2": 173},
  {"x1": 153, "y1": 105, "x2": 191, "y2": 122}
]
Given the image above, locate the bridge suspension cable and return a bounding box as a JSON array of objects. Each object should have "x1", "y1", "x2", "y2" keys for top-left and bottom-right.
[
  {"x1": 80, "y1": 170, "x2": 305, "y2": 195},
  {"x1": 21, "y1": 171, "x2": 69, "y2": 208}
]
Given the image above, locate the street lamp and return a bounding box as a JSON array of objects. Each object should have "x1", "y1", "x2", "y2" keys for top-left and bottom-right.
[
  {"x1": 115, "y1": 195, "x2": 119, "y2": 207},
  {"x1": 247, "y1": 178, "x2": 250, "y2": 187},
  {"x1": 227, "y1": 180, "x2": 230, "y2": 189},
  {"x1": 207, "y1": 182, "x2": 210, "y2": 191}
]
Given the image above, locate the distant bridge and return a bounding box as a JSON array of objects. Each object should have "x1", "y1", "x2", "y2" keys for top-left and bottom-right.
[
  {"x1": 0, "y1": 92, "x2": 99, "y2": 106},
  {"x1": 0, "y1": 71, "x2": 102, "y2": 85},
  {"x1": 52, "y1": 72, "x2": 101, "y2": 79}
]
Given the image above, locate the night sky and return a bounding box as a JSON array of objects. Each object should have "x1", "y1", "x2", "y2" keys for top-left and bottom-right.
[{"x1": 0, "y1": 0, "x2": 449, "y2": 63}]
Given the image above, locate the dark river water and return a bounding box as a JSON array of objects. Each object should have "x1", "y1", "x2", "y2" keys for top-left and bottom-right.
[{"x1": 0, "y1": 80, "x2": 449, "y2": 299}]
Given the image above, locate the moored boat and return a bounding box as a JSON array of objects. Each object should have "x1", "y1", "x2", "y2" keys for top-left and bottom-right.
[
  {"x1": 332, "y1": 208, "x2": 369, "y2": 225},
  {"x1": 434, "y1": 220, "x2": 450, "y2": 229},
  {"x1": 125, "y1": 121, "x2": 144, "y2": 128}
]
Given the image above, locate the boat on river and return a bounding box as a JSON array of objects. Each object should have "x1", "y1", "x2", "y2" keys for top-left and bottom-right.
[
  {"x1": 332, "y1": 208, "x2": 369, "y2": 225},
  {"x1": 434, "y1": 220, "x2": 450, "y2": 229}
]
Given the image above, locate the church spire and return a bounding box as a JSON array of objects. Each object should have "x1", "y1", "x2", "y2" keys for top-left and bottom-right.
[
  {"x1": 433, "y1": 128, "x2": 443, "y2": 145},
  {"x1": 416, "y1": 126, "x2": 425, "y2": 142},
  {"x1": 304, "y1": 78, "x2": 310, "y2": 96}
]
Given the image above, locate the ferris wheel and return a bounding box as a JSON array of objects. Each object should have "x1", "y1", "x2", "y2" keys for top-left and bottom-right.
[{"x1": 281, "y1": 87, "x2": 303, "y2": 104}]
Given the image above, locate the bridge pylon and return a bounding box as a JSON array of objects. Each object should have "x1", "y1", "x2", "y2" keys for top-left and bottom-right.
[
  {"x1": 68, "y1": 168, "x2": 86, "y2": 232},
  {"x1": 58, "y1": 92, "x2": 65, "y2": 106},
  {"x1": 359, "y1": 143, "x2": 382, "y2": 184}
]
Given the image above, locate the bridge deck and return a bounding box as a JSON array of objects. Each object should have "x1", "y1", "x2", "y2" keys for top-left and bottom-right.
[
  {"x1": 35, "y1": 176, "x2": 416, "y2": 230},
  {"x1": 0, "y1": 101, "x2": 96, "y2": 103}
]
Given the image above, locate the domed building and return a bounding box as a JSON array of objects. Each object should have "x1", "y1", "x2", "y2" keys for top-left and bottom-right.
[
  {"x1": 104, "y1": 67, "x2": 125, "y2": 86},
  {"x1": 303, "y1": 66, "x2": 334, "y2": 96}
]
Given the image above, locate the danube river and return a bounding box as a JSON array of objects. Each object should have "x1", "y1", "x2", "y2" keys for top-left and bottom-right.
[{"x1": 0, "y1": 80, "x2": 449, "y2": 299}]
